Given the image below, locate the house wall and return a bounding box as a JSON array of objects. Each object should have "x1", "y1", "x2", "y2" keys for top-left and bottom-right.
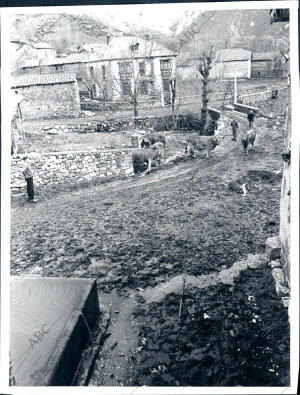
[
  {"x1": 211, "y1": 60, "x2": 251, "y2": 79},
  {"x1": 251, "y1": 59, "x2": 288, "y2": 78},
  {"x1": 18, "y1": 56, "x2": 176, "y2": 104},
  {"x1": 15, "y1": 81, "x2": 80, "y2": 120},
  {"x1": 11, "y1": 149, "x2": 133, "y2": 188},
  {"x1": 179, "y1": 60, "x2": 250, "y2": 81},
  {"x1": 251, "y1": 60, "x2": 273, "y2": 78}
]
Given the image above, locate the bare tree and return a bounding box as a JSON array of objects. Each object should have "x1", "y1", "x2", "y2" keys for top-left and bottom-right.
[
  {"x1": 78, "y1": 70, "x2": 97, "y2": 100},
  {"x1": 78, "y1": 66, "x2": 111, "y2": 104},
  {"x1": 198, "y1": 47, "x2": 214, "y2": 134},
  {"x1": 169, "y1": 77, "x2": 177, "y2": 129},
  {"x1": 111, "y1": 40, "x2": 155, "y2": 119}
]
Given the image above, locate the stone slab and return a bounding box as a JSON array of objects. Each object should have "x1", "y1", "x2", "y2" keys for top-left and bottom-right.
[
  {"x1": 10, "y1": 277, "x2": 100, "y2": 386},
  {"x1": 266, "y1": 236, "x2": 281, "y2": 260}
]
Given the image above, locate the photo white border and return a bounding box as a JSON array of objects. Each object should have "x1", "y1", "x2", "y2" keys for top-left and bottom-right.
[{"x1": 1, "y1": 1, "x2": 299, "y2": 394}]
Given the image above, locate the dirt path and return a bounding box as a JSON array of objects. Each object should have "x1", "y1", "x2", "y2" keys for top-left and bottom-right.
[
  {"x1": 11, "y1": 114, "x2": 285, "y2": 284},
  {"x1": 88, "y1": 290, "x2": 138, "y2": 386},
  {"x1": 11, "y1": 112, "x2": 287, "y2": 385}
]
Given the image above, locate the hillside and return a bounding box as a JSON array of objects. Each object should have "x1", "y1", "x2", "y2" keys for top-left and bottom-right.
[
  {"x1": 10, "y1": 8, "x2": 289, "y2": 56},
  {"x1": 171, "y1": 9, "x2": 289, "y2": 52},
  {"x1": 11, "y1": 13, "x2": 123, "y2": 48}
]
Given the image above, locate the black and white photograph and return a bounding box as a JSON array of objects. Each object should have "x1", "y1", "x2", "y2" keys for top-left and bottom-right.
[{"x1": 0, "y1": 1, "x2": 299, "y2": 393}]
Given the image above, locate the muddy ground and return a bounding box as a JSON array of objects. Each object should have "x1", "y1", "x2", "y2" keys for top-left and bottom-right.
[
  {"x1": 11, "y1": 112, "x2": 289, "y2": 386},
  {"x1": 132, "y1": 267, "x2": 289, "y2": 386}
]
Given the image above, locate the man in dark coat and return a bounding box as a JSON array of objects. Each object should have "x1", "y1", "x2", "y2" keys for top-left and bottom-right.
[
  {"x1": 21, "y1": 155, "x2": 37, "y2": 203},
  {"x1": 247, "y1": 110, "x2": 255, "y2": 128},
  {"x1": 230, "y1": 119, "x2": 239, "y2": 141}
]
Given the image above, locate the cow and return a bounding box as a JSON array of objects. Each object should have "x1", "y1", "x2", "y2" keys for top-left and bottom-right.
[
  {"x1": 185, "y1": 135, "x2": 222, "y2": 158},
  {"x1": 141, "y1": 133, "x2": 167, "y2": 149},
  {"x1": 241, "y1": 129, "x2": 257, "y2": 155},
  {"x1": 132, "y1": 142, "x2": 165, "y2": 174}
]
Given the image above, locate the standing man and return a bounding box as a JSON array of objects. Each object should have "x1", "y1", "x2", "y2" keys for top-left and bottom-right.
[
  {"x1": 21, "y1": 155, "x2": 37, "y2": 203},
  {"x1": 247, "y1": 110, "x2": 255, "y2": 128},
  {"x1": 231, "y1": 119, "x2": 239, "y2": 141}
]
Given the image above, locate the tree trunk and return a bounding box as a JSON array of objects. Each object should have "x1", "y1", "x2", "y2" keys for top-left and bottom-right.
[
  {"x1": 169, "y1": 79, "x2": 177, "y2": 131},
  {"x1": 200, "y1": 74, "x2": 209, "y2": 134},
  {"x1": 133, "y1": 101, "x2": 138, "y2": 118},
  {"x1": 199, "y1": 52, "x2": 213, "y2": 135}
]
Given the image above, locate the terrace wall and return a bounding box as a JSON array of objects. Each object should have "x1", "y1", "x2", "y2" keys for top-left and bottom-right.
[{"x1": 11, "y1": 149, "x2": 133, "y2": 188}]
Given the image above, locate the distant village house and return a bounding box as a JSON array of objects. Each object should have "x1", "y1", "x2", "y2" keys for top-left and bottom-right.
[
  {"x1": 251, "y1": 52, "x2": 288, "y2": 78},
  {"x1": 179, "y1": 48, "x2": 252, "y2": 81},
  {"x1": 15, "y1": 35, "x2": 178, "y2": 107}
]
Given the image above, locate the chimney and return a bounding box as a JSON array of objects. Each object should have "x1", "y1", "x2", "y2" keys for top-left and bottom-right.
[
  {"x1": 106, "y1": 34, "x2": 111, "y2": 45},
  {"x1": 145, "y1": 34, "x2": 150, "y2": 41}
]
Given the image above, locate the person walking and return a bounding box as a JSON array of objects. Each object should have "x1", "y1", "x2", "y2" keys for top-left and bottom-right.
[
  {"x1": 21, "y1": 155, "x2": 37, "y2": 203},
  {"x1": 230, "y1": 119, "x2": 239, "y2": 141},
  {"x1": 247, "y1": 110, "x2": 255, "y2": 128}
]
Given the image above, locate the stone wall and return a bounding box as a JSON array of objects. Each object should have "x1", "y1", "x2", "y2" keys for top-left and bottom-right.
[
  {"x1": 238, "y1": 84, "x2": 288, "y2": 116},
  {"x1": 23, "y1": 118, "x2": 139, "y2": 135},
  {"x1": 11, "y1": 149, "x2": 133, "y2": 188},
  {"x1": 279, "y1": 102, "x2": 291, "y2": 285},
  {"x1": 17, "y1": 81, "x2": 81, "y2": 120}
]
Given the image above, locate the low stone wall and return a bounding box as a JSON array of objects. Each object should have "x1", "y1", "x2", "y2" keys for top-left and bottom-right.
[
  {"x1": 23, "y1": 112, "x2": 221, "y2": 137},
  {"x1": 233, "y1": 103, "x2": 260, "y2": 115},
  {"x1": 239, "y1": 85, "x2": 288, "y2": 114},
  {"x1": 23, "y1": 119, "x2": 135, "y2": 135},
  {"x1": 11, "y1": 149, "x2": 133, "y2": 188}
]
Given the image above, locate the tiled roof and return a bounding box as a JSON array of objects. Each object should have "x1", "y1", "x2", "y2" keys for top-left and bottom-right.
[
  {"x1": 11, "y1": 73, "x2": 77, "y2": 88},
  {"x1": 252, "y1": 52, "x2": 277, "y2": 61},
  {"x1": 21, "y1": 36, "x2": 177, "y2": 68},
  {"x1": 216, "y1": 48, "x2": 252, "y2": 62}
]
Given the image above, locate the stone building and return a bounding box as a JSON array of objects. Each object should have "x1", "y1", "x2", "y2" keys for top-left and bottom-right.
[
  {"x1": 11, "y1": 73, "x2": 80, "y2": 120},
  {"x1": 251, "y1": 52, "x2": 288, "y2": 78},
  {"x1": 178, "y1": 48, "x2": 252, "y2": 83},
  {"x1": 16, "y1": 36, "x2": 177, "y2": 106},
  {"x1": 210, "y1": 48, "x2": 252, "y2": 79}
]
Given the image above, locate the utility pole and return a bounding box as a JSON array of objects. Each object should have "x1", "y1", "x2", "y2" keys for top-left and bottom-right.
[
  {"x1": 234, "y1": 64, "x2": 237, "y2": 103},
  {"x1": 220, "y1": 50, "x2": 223, "y2": 81}
]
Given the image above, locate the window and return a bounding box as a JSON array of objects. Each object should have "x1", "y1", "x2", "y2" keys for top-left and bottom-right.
[
  {"x1": 150, "y1": 61, "x2": 154, "y2": 76},
  {"x1": 122, "y1": 80, "x2": 131, "y2": 96},
  {"x1": 92, "y1": 84, "x2": 97, "y2": 98},
  {"x1": 160, "y1": 59, "x2": 172, "y2": 77},
  {"x1": 119, "y1": 62, "x2": 133, "y2": 77},
  {"x1": 130, "y1": 43, "x2": 140, "y2": 52},
  {"x1": 102, "y1": 65, "x2": 106, "y2": 80},
  {"x1": 119, "y1": 62, "x2": 133, "y2": 96},
  {"x1": 148, "y1": 80, "x2": 154, "y2": 96},
  {"x1": 140, "y1": 81, "x2": 148, "y2": 95},
  {"x1": 139, "y1": 62, "x2": 145, "y2": 76},
  {"x1": 89, "y1": 66, "x2": 94, "y2": 77}
]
